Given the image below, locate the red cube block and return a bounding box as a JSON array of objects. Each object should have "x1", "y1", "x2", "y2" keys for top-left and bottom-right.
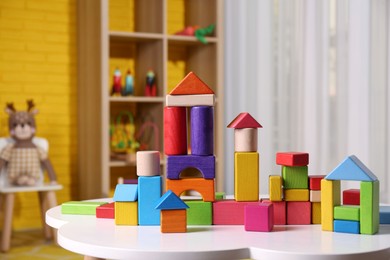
[
  {"x1": 343, "y1": 189, "x2": 360, "y2": 205},
  {"x1": 245, "y1": 203, "x2": 274, "y2": 232},
  {"x1": 287, "y1": 202, "x2": 311, "y2": 225},
  {"x1": 276, "y1": 152, "x2": 309, "y2": 166},
  {"x1": 309, "y1": 175, "x2": 325, "y2": 190},
  {"x1": 96, "y1": 202, "x2": 115, "y2": 219},
  {"x1": 262, "y1": 199, "x2": 286, "y2": 225},
  {"x1": 213, "y1": 200, "x2": 260, "y2": 225}
]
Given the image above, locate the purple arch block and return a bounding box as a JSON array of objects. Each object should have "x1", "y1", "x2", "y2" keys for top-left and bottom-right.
[
  {"x1": 191, "y1": 106, "x2": 214, "y2": 155},
  {"x1": 167, "y1": 155, "x2": 215, "y2": 180}
]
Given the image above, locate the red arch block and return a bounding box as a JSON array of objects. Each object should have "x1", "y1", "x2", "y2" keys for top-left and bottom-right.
[{"x1": 166, "y1": 178, "x2": 215, "y2": 202}]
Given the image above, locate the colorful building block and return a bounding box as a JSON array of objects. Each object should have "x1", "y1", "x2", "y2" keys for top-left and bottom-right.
[
  {"x1": 360, "y1": 180, "x2": 380, "y2": 235},
  {"x1": 186, "y1": 200, "x2": 212, "y2": 225},
  {"x1": 234, "y1": 152, "x2": 259, "y2": 201},
  {"x1": 215, "y1": 192, "x2": 226, "y2": 200},
  {"x1": 269, "y1": 175, "x2": 283, "y2": 201},
  {"x1": 166, "y1": 178, "x2": 215, "y2": 202},
  {"x1": 321, "y1": 179, "x2": 341, "y2": 231},
  {"x1": 167, "y1": 155, "x2": 215, "y2": 179},
  {"x1": 136, "y1": 151, "x2": 160, "y2": 176},
  {"x1": 379, "y1": 206, "x2": 390, "y2": 224},
  {"x1": 169, "y1": 71, "x2": 214, "y2": 95},
  {"x1": 309, "y1": 175, "x2": 325, "y2": 190},
  {"x1": 164, "y1": 106, "x2": 187, "y2": 155},
  {"x1": 96, "y1": 202, "x2": 115, "y2": 219},
  {"x1": 310, "y1": 190, "x2": 321, "y2": 202},
  {"x1": 166, "y1": 94, "x2": 215, "y2": 107},
  {"x1": 191, "y1": 106, "x2": 214, "y2": 155},
  {"x1": 282, "y1": 166, "x2": 308, "y2": 189},
  {"x1": 284, "y1": 189, "x2": 309, "y2": 201},
  {"x1": 138, "y1": 176, "x2": 161, "y2": 225},
  {"x1": 343, "y1": 189, "x2": 360, "y2": 205},
  {"x1": 113, "y1": 184, "x2": 138, "y2": 202},
  {"x1": 287, "y1": 202, "x2": 311, "y2": 225},
  {"x1": 233, "y1": 128, "x2": 258, "y2": 152},
  {"x1": 334, "y1": 205, "x2": 360, "y2": 221},
  {"x1": 312, "y1": 202, "x2": 321, "y2": 224},
  {"x1": 276, "y1": 152, "x2": 309, "y2": 166},
  {"x1": 62, "y1": 201, "x2": 107, "y2": 215},
  {"x1": 160, "y1": 209, "x2": 187, "y2": 233},
  {"x1": 212, "y1": 200, "x2": 260, "y2": 225},
  {"x1": 325, "y1": 155, "x2": 377, "y2": 181},
  {"x1": 262, "y1": 200, "x2": 286, "y2": 225},
  {"x1": 227, "y1": 112, "x2": 263, "y2": 129},
  {"x1": 334, "y1": 220, "x2": 360, "y2": 234},
  {"x1": 245, "y1": 204, "x2": 274, "y2": 232},
  {"x1": 115, "y1": 202, "x2": 138, "y2": 225},
  {"x1": 155, "y1": 190, "x2": 189, "y2": 210}
]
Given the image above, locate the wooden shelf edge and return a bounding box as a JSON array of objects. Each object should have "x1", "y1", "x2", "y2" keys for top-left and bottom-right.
[
  {"x1": 109, "y1": 96, "x2": 165, "y2": 103},
  {"x1": 109, "y1": 31, "x2": 164, "y2": 41},
  {"x1": 167, "y1": 35, "x2": 218, "y2": 45},
  {"x1": 110, "y1": 159, "x2": 166, "y2": 168}
]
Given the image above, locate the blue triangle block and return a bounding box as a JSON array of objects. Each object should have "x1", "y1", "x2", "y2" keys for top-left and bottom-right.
[
  {"x1": 155, "y1": 190, "x2": 189, "y2": 210},
  {"x1": 325, "y1": 155, "x2": 377, "y2": 181},
  {"x1": 113, "y1": 184, "x2": 138, "y2": 202}
]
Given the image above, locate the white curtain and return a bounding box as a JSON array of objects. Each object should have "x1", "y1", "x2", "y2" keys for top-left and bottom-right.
[{"x1": 224, "y1": 0, "x2": 390, "y2": 203}]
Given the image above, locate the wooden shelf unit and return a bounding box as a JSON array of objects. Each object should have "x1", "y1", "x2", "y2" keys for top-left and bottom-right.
[{"x1": 77, "y1": 0, "x2": 224, "y2": 199}]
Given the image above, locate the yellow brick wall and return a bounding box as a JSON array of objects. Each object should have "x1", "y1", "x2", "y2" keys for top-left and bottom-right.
[{"x1": 0, "y1": 0, "x2": 78, "y2": 230}]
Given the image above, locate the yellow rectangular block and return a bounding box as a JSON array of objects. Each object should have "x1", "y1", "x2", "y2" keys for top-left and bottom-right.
[
  {"x1": 234, "y1": 152, "x2": 259, "y2": 201},
  {"x1": 321, "y1": 179, "x2": 340, "y2": 231},
  {"x1": 115, "y1": 202, "x2": 138, "y2": 225},
  {"x1": 310, "y1": 190, "x2": 321, "y2": 202},
  {"x1": 284, "y1": 189, "x2": 309, "y2": 201},
  {"x1": 269, "y1": 175, "x2": 283, "y2": 201},
  {"x1": 312, "y1": 202, "x2": 321, "y2": 224}
]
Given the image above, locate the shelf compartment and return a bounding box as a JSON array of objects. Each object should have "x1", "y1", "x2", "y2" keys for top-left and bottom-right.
[{"x1": 109, "y1": 96, "x2": 165, "y2": 103}]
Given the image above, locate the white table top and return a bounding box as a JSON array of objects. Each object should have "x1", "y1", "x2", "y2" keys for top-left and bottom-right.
[{"x1": 46, "y1": 199, "x2": 390, "y2": 260}]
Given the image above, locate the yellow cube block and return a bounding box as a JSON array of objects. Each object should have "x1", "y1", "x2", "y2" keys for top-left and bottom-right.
[
  {"x1": 284, "y1": 189, "x2": 309, "y2": 201},
  {"x1": 115, "y1": 202, "x2": 138, "y2": 225}
]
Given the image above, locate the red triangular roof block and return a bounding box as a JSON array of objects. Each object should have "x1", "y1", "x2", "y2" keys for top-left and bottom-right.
[
  {"x1": 227, "y1": 112, "x2": 263, "y2": 129},
  {"x1": 169, "y1": 72, "x2": 214, "y2": 95}
]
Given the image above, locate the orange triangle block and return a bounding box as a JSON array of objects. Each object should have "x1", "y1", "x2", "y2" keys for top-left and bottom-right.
[{"x1": 169, "y1": 72, "x2": 214, "y2": 95}]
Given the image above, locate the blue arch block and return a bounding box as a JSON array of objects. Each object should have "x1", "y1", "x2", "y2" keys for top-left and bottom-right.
[{"x1": 167, "y1": 155, "x2": 215, "y2": 180}]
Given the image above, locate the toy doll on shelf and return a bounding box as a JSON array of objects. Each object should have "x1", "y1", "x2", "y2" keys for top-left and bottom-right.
[
  {"x1": 0, "y1": 100, "x2": 57, "y2": 186},
  {"x1": 145, "y1": 69, "x2": 157, "y2": 97}
]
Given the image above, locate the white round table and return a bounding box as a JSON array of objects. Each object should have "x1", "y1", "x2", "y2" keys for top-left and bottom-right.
[{"x1": 46, "y1": 199, "x2": 390, "y2": 260}]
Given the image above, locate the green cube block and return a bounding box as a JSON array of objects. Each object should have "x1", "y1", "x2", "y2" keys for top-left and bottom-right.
[
  {"x1": 282, "y1": 166, "x2": 308, "y2": 189},
  {"x1": 215, "y1": 192, "x2": 225, "y2": 200},
  {"x1": 334, "y1": 205, "x2": 360, "y2": 221},
  {"x1": 360, "y1": 180, "x2": 380, "y2": 235},
  {"x1": 186, "y1": 200, "x2": 212, "y2": 225},
  {"x1": 61, "y1": 201, "x2": 107, "y2": 215}
]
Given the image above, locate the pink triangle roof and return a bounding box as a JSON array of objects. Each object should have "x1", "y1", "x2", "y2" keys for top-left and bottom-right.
[{"x1": 227, "y1": 112, "x2": 263, "y2": 129}]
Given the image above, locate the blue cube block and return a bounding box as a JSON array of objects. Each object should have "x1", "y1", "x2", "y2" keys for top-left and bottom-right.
[
  {"x1": 334, "y1": 220, "x2": 360, "y2": 234},
  {"x1": 379, "y1": 206, "x2": 390, "y2": 224}
]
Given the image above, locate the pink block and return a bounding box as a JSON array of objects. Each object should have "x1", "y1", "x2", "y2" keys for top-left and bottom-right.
[
  {"x1": 213, "y1": 200, "x2": 260, "y2": 225},
  {"x1": 287, "y1": 201, "x2": 311, "y2": 225},
  {"x1": 262, "y1": 199, "x2": 286, "y2": 225},
  {"x1": 245, "y1": 203, "x2": 274, "y2": 232}
]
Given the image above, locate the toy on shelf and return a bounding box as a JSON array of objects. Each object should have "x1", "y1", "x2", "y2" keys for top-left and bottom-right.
[
  {"x1": 111, "y1": 68, "x2": 122, "y2": 96},
  {"x1": 0, "y1": 100, "x2": 57, "y2": 186},
  {"x1": 175, "y1": 24, "x2": 215, "y2": 44},
  {"x1": 122, "y1": 70, "x2": 134, "y2": 96},
  {"x1": 145, "y1": 70, "x2": 157, "y2": 97}
]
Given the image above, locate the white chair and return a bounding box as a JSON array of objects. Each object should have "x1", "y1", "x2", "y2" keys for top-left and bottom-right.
[{"x1": 0, "y1": 137, "x2": 62, "y2": 252}]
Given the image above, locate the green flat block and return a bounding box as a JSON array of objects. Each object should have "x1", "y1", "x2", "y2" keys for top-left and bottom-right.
[
  {"x1": 186, "y1": 200, "x2": 212, "y2": 225},
  {"x1": 334, "y1": 205, "x2": 360, "y2": 221},
  {"x1": 282, "y1": 166, "x2": 308, "y2": 189},
  {"x1": 360, "y1": 180, "x2": 380, "y2": 234},
  {"x1": 62, "y1": 201, "x2": 107, "y2": 215},
  {"x1": 215, "y1": 192, "x2": 225, "y2": 200}
]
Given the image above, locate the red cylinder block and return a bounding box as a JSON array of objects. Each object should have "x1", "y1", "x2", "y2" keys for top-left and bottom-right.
[{"x1": 164, "y1": 107, "x2": 187, "y2": 155}]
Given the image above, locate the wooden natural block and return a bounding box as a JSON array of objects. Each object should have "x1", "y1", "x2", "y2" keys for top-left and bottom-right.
[
  {"x1": 276, "y1": 152, "x2": 309, "y2": 166},
  {"x1": 334, "y1": 205, "x2": 360, "y2": 221},
  {"x1": 96, "y1": 202, "x2": 115, "y2": 219},
  {"x1": 334, "y1": 220, "x2": 360, "y2": 234},
  {"x1": 115, "y1": 201, "x2": 138, "y2": 225},
  {"x1": 286, "y1": 202, "x2": 311, "y2": 225},
  {"x1": 282, "y1": 166, "x2": 308, "y2": 189},
  {"x1": 310, "y1": 190, "x2": 321, "y2": 202},
  {"x1": 311, "y1": 202, "x2": 321, "y2": 224},
  {"x1": 166, "y1": 94, "x2": 215, "y2": 107},
  {"x1": 138, "y1": 176, "x2": 161, "y2": 225},
  {"x1": 321, "y1": 179, "x2": 341, "y2": 231},
  {"x1": 234, "y1": 152, "x2": 259, "y2": 201},
  {"x1": 262, "y1": 200, "x2": 286, "y2": 225},
  {"x1": 190, "y1": 106, "x2": 214, "y2": 155},
  {"x1": 284, "y1": 189, "x2": 309, "y2": 201},
  {"x1": 360, "y1": 180, "x2": 379, "y2": 235},
  {"x1": 227, "y1": 112, "x2": 263, "y2": 129},
  {"x1": 309, "y1": 175, "x2": 325, "y2": 190},
  {"x1": 379, "y1": 206, "x2": 390, "y2": 224},
  {"x1": 164, "y1": 106, "x2": 187, "y2": 155},
  {"x1": 169, "y1": 71, "x2": 214, "y2": 95},
  {"x1": 212, "y1": 200, "x2": 260, "y2": 225},
  {"x1": 136, "y1": 151, "x2": 160, "y2": 176},
  {"x1": 245, "y1": 203, "x2": 274, "y2": 232},
  {"x1": 269, "y1": 175, "x2": 283, "y2": 202},
  {"x1": 343, "y1": 189, "x2": 360, "y2": 205},
  {"x1": 186, "y1": 200, "x2": 212, "y2": 225},
  {"x1": 161, "y1": 209, "x2": 187, "y2": 233},
  {"x1": 166, "y1": 178, "x2": 215, "y2": 202},
  {"x1": 62, "y1": 201, "x2": 107, "y2": 215},
  {"x1": 113, "y1": 184, "x2": 138, "y2": 202},
  {"x1": 167, "y1": 155, "x2": 215, "y2": 180},
  {"x1": 234, "y1": 128, "x2": 258, "y2": 152}
]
